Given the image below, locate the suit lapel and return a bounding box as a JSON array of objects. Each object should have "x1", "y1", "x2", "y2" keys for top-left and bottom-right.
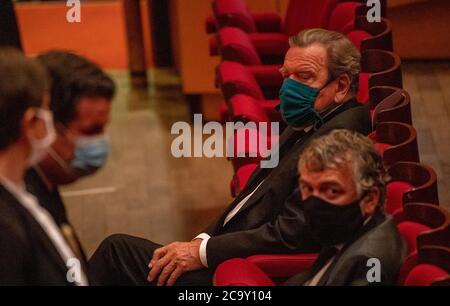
[{"x1": 0, "y1": 186, "x2": 70, "y2": 278}]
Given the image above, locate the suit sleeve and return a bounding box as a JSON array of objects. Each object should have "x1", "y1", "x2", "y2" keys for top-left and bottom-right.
[
  {"x1": 331, "y1": 255, "x2": 392, "y2": 286},
  {"x1": 205, "y1": 189, "x2": 320, "y2": 270},
  {"x1": 0, "y1": 222, "x2": 30, "y2": 285}
]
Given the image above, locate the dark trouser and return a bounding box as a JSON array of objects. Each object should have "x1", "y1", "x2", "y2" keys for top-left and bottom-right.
[{"x1": 88, "y1": 234, "x2": 213, "y2": 286}]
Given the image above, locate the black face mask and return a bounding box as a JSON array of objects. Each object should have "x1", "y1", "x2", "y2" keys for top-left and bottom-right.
[{"x1": 303, "y1": 196, "x2": 365, "y2": 247}]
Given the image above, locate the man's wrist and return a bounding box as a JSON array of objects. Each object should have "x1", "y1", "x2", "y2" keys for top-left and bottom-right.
[{"x1": 193, "y1": 233, "x2": 211, "y2": 268}]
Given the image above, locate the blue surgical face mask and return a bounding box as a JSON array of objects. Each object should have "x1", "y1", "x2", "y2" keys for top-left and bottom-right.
[
  {"x1": 278, "y1": 78, "x2": 333, "y2": 127},
  {"x1": 71, "y1": 134, "x2": 110, "y2": 174}
]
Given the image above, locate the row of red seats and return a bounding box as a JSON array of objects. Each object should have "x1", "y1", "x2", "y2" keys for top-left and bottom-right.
[{"x1": 205, "y1": 0, "x2": 449, "y2": 286}]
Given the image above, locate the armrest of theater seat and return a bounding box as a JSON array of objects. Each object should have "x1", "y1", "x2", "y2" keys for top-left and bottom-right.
[
  {"x1": 214, "y1": 258, "x2": 276, "y2": 286},
  {"x1": 253, "y1": 13, "x2": 282, "y2": 33},
  {"x1": 247, "y1": 65, "x2": 283, "y2": 89},
  {"x1": 246, "y1": 254, "x2": 318, "y2": 279}
]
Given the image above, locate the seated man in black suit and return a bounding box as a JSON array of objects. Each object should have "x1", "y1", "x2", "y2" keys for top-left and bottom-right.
[
  {"x1": 88, "y1": 28, "x2": 372, "y2": 286},
  {"x1": 0, "y1": 48, "x2": 86, "y2": 285},
  {"x1": 24, "y1": 51, "x2": 115, "y2": 282},
  {"x1": 284, "y1": 129, "x2": 406, "y2": 286}
]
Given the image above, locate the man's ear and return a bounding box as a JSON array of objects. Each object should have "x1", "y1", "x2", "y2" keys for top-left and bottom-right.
[
  {"x1": 334, "y1": 74, "x2": 351, "y2": 104},
  {"x1": 361, "y1": 187, "x2": 380, "y2": 216},
  {"x1": 21, "y1": 108, "x2": 38, "y2": 141}
]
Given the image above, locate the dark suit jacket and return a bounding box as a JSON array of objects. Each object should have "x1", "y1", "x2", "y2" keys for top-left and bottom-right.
[
  {"x1": 203, "y1": 99, "x2": 373, "y2": 269},
  {"x1": 25, "y1": 168, "x2": 88, "y2": 264},
  {"x1": 284, "y1": 211, "x2": 407, "y2": 286},
  {"x1": 0, "y1": 185, "x2": 73, "y2": 285}
]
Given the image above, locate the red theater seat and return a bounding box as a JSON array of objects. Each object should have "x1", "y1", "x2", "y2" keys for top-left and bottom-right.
[
  {"x1": 397, "y1": 222, "x2": 431, "y2": 254},
  {"x1": 327, "y1": 2, "x2": 366, "y2": 34},
  {"x1": 352, "y1": 17, "x2": 393, "y2": 52},
  {"x1": 228, "y1": 126, "x2": 277, "y2": 172},
  {"x1": 403, "y1": 246, "x2": 450, "y2": 286},
  {"x1": 212, "y1": 0, "x2": 342, "y2": 61},
  {"x1": 358, "y1": 50, "x2": 403, "y2": 104},
  {"x1": 394, "y1": 203, "x2": 449, "y2": 284},
  {"x1": 388, "y1": 162, "x2": 439, "y2": 215},
  {"x1": 216, "y1": 62, "x2": 283, "y2": 125},
  {"x1": 369, "y1": 122, "x2": 419, "y2": 168},
  {"x1": 386, "y1": 181, "x2": 414, "y2": 215}
]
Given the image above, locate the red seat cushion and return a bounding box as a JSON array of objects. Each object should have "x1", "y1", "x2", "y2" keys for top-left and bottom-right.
[
  {"x1": 214, "y1": 258, "x2": 275, "y2": 286},
  {"x1": 386, "y1": 181, "x2": 414, "y2": 214},
  {"x1": 284, "y1": 0, "x2": 339, "y2": 36},
  {"x1": 404, "y1": 264, "x2": 449, "y2": 286},
  {"x1": 397, "y1": 221, "x2": 431, "y2": 254},
  {"x1": 357, "y1": 72, "x2": 370, "y2": 103},
  {"x1": 347, "y1": 30, "x2": 372, "y2": 51}
]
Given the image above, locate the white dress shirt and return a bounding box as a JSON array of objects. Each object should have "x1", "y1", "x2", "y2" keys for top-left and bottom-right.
[
  {"x1": 194, "y1": 180, "x2": 264, "y2": 267},
  {"x1": 0, "y1": 176, "x2": 88, "y2": 286}
]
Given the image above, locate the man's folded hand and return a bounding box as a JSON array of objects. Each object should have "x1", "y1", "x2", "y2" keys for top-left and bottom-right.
[{"x1": 147, "y1": 240, "x2": 203, "y2": 286}]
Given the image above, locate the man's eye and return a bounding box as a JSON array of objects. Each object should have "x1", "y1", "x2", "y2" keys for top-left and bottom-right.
[
  {"x1": 297, "y1": 75, "x2": 310, "y2": 81},
  {"x1": 301, "y1": 185, "x2": 313, "y2": 193},
  {"x1": 327, "y1": 189, "x2": 341, "y2": 197}
]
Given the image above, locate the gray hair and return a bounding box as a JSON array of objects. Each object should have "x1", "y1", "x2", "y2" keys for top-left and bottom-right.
[
  {"x1": 299, "y1": 129, "x2": 388, "y2": 207},
  {"x1": 289, "y1": 28, "x2": 361, "y2": 96}
]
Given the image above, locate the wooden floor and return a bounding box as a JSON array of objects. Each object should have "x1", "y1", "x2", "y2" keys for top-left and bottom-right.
[{"x1": 62, "y1": 61, "x2": 450, "y2": 257}]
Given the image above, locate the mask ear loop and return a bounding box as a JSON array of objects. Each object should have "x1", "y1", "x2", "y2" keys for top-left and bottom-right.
[{"x1": 312, "y1": 76, "x2": 347, "y2": 130}]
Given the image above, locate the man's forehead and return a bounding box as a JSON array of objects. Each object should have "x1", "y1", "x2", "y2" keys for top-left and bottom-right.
[
  {"x1": 299, "y1": 162, "x2": 354, "y2": 183},
  {"x1": 284, "y1": 45, "x2": 328, "y2": 71}
]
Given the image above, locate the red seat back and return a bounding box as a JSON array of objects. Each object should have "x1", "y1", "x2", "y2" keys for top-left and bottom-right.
[
  {"x1": 217, "y1": 61, "x2": 265, "y2": 101},
  {"x1": 217, "y1": 27, "x2": 262, "y2": 65},
  {"x1": 327, "y1": 2, "x2": 364, "y2": 34},
  {"x1": 284, "y1": 0, "x2": 339, "y2": 36},
  {"x1": 370, "y1": 122, "x2": 419, "y2": 167},
  {"x1": 386, "y1": 181, "x2": 414, "y2": 215},
  {"x1": 347, "y1": 30, "x2": 372, "y2": 51},
  {"x1": 358, "y1": 50, "x2": 403, "y2": 103},
  {"x1": 388, "y1": 163, "x2": 439, "y2": 206},
  {"x1": 213, "y1": 0, "x2": 257, "y2": 33}
]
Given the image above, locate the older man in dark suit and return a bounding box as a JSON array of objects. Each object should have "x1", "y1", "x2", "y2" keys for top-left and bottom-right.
[
  {"x1": 215, "y1": 130, "x2": 406, "y2": 286},
  {"x1": 89, "y1": 28, "x2": 373, "y2": 286}
]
